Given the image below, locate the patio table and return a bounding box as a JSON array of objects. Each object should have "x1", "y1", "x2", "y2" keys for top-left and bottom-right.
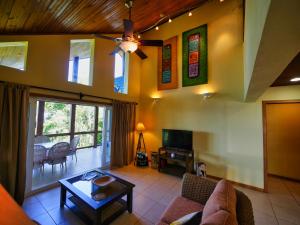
[
  {"x1": 34, "y1": 141, "x2": 70, "y2": 158},
  {"x1": 34, "y1": 141, "x2": 69, "y2": 149}
]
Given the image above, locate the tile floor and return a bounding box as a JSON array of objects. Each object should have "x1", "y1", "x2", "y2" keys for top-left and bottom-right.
[{"x1": 23, "y1": 165, "x2": 300, "y2": 225}]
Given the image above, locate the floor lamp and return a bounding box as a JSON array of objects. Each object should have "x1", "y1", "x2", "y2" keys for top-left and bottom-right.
[{"x1": 136, "y1": 122, "x2": 146, "y2": 152}]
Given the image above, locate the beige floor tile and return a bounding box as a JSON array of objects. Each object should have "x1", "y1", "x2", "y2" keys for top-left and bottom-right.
[
  {"x1": 158, "y1": 191, "x2": 177, "y2": 207},
  {"x1": 133, "y1": 194, "x2": 157, "y2": 217},
  {"x1": 278, "y1": 218, "x2": 298, "y2": 225},
  {"x1": 143, "y1": 202, "x2": 167, "y2": 224},
  {"x1": 272, "y1": 204, "x2": 300, "y2": 224},
  {"x1": 109, "y1": 212, "x2": 139, "y2": 225},
  {"x1": 135, "y1": 216, "x2": 155, "y2": 225},
  {"x1": 254, "y1": 210, "x2": 278, "y2": 225},
  {"x1": 269, "y1": 193, "x2": 300, "y2": 209}
]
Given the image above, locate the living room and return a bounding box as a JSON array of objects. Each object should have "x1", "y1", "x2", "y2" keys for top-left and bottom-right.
[{"x1": 0, "y1": 0, "x2": 299, "y2": 225}]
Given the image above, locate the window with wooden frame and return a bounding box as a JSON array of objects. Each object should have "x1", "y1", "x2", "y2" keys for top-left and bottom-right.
[
  {"x1": 68, "y1": 39, "x2": 94, "y2": 86},
  {"x1": 35, "y1": 100, "x2": 104, "y2": 149}
]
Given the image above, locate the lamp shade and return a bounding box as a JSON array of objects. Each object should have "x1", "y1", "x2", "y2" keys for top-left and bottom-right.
[
  {"x1": 119, "y1": 41, "x2": 138, "y2": 53},
  {"x1": 136, "y1": 122, "x2": 145, "y2": 131}
]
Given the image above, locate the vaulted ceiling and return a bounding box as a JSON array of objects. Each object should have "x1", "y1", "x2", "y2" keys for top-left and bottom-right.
[{"x1": 0, "y1": 0, "x2": 206, "y2": 35}]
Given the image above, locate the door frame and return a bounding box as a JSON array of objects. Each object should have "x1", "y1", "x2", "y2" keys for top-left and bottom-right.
[{"x1": 262, "y1": 99, "x2": 300, "y2": 192}]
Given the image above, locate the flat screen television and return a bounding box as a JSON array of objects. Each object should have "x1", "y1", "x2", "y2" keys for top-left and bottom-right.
[{"x1": 162, "y1": 129, "x2": 193, "y2": 151}]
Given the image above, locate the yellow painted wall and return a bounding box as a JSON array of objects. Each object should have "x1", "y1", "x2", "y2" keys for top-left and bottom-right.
[
  {"x1": 0, "y1": 35, "x2": 141, "y2": 103},
  {"x1": 138, "y1": 0, "x2": 300, "y2": 188}
]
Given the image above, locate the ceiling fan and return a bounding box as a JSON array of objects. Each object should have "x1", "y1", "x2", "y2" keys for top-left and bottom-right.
[{"x1": 94, "y1": 0, "x2": 163, "y2": 60}]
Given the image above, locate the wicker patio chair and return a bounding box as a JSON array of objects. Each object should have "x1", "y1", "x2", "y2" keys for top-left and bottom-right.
[
  {"x1": 46, "y1": 142, "x2": 70, "y2": 174},
  {"x1": 67, "y1": 136, "x2": 80, "y2": 162},
  {"x1": 33, "y1": 145, "x2": 47, "y2": 174}
]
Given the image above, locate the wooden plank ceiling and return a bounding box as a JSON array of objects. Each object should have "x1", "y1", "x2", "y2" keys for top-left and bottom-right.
[{"x1": 0, "y1": 0, "x2": 206, "y2": 35}]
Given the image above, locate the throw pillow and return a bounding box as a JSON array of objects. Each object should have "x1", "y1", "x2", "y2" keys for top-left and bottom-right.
[
  {"x1": 170, "y1": 211, "x2": 202, "y2": 225},
  {"x1": 200, "y1": 210, "x2": 230, "y2": 225},
  {"x1": 201, "y1": 180, "x2": 238, "y2": 225}
]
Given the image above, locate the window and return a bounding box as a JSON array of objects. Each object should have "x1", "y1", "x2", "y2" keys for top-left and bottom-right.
[
  {"x1": 68, "y1": 39, "x2": 94, "y2": 86},
  {"x1": 0, "y1": 41, "x2": 28, "y2": 71},
  {"x1": 114, "y1": 51, "x2": 128, "y2": 94},
  {"x1": 42, "y1": 102, "x2": 71, "y2": 135},
  {"x1": 35, "y1": 100, "x2": 107, "y2": 149},
  {"x1": 75, "y1": 105, "x2": 96, "y2": 148}
]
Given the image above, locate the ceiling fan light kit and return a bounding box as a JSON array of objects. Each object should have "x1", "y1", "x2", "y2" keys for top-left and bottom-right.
[
  {"x1": 119, "y1": 40, "x2": 138, "y2": 53},
  {"x1": 94, "y1": 0, "x2": 163, "y2": 60}
]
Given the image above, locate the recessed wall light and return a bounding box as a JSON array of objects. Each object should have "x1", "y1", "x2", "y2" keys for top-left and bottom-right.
[
  {"x1": 155, "y1": 26, "x2": 159, "y2": 30},
  {"x1": 168, "y1": 18, "x2": 172, "y2": 23},
  {"x1": 188, "y1": 11, "x2": 192, "y2": 17},
  {"x1": 290, "y1": 77, "x2": 300, "y2": 82},
  {"x1": 137, "y1": 34, "x2": 141, "y2": 39},
  {"x1": 199, "y1": 92, "x2": 214, "y2": 100}
]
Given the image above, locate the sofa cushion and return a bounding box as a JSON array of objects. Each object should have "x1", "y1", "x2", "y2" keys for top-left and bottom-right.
[
  {"x1": 201, "y1": 210, "x2": 231, "y2": 225},
  {"x1": 160, "y1": 196, "x2": 204, "y2": 224},
  {"x1": 202, "y1": 179, "x2": 237, "y2": 225}
]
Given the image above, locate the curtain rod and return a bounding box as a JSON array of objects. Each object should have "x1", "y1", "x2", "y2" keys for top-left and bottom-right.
[{"x1": 0, "y1": 81, "x2": 138, "y2": 105}]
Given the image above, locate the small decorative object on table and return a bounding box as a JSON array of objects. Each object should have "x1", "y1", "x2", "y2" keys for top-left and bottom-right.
[
  {"x1": 196, "y1": 162, "x2": 207, "y2": 177},
  {"x1": 92, "y1": 175, "x2": 116, "y2": 187}
]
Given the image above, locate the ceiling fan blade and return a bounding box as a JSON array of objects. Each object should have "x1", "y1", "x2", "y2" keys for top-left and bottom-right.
[
  {"x1": 139, "y1": 40, "x2": 163, "y2": 46},
  {"x1": 123, "y1": 19, "x2": 134, "y2": 37},
  {"x1": 94, "y1": 34, "x2": 117, "y2": 41},
  {"x1": 135, "y1": 48, "x2": 147, "y2": 60},
  {"x1": 110, "y1": 46, "x2": 123, "y2": 55}
]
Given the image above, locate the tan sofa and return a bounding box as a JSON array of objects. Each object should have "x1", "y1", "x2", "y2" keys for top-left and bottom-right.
[{"x1": 156, "y1": 173, "x2": 255, "y2": 225}]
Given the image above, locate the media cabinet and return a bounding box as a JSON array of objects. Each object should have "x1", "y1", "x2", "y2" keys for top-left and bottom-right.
[{"x1": 158, "y1": 147, "x2": 194, "y2": 177}]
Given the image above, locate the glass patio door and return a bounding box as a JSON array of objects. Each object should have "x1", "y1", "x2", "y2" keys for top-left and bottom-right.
[
  {"x1": 25, "y1": 98, "x2": 113, "y2": 193},
  {"x1": 101, "y1": 106, "x2": 112, "y2": 168}
]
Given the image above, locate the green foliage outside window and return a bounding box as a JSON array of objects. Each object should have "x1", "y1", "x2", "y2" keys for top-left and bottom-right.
[
  {"x1": 40, "y1": 102, "x2": 105, "y2": 148},
  {"x1": 75, "y1": 105, "x2": 95, "y2": 132},
  {"x1": 43, "y1": 102, "x2": 71, "y2": 134}
]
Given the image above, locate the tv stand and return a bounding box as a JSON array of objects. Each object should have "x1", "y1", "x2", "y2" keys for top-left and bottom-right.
[{"x1": 158, "y1": 147, "x2": 194, "y2": 177}]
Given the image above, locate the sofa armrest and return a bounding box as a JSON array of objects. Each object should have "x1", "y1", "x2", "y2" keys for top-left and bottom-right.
[{"x1": 181, "y1": 173, "x2": 216, "y2": 205}]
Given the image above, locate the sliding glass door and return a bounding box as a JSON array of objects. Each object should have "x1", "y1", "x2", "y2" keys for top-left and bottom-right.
[{"x1": 26, "y1": 98, "x2": 112, "y2": 192}]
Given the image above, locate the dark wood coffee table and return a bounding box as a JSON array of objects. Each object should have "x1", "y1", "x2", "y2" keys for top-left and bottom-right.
[{"x1": 59, "y1": 169, "x2": 135, "y2": 225}]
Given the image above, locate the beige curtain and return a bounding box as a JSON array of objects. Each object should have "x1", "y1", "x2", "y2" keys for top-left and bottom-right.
[
  {"x1": 0, "y1": 83, "x2": 29, "y2": 204},
  {"x1": 111, "y1": 100, "x2": 136, "y2": 168}
]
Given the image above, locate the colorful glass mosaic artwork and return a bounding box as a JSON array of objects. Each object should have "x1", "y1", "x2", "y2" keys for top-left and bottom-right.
[
  {"x1": 188, "y1": 34, "x2": 200, "y2": 78},
  {"x1": 162, "y1": 44, "x2": 172, "y2": 83},
  {"x1": 182, "y1": 24, "x2": 207, "y2": 87}
]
